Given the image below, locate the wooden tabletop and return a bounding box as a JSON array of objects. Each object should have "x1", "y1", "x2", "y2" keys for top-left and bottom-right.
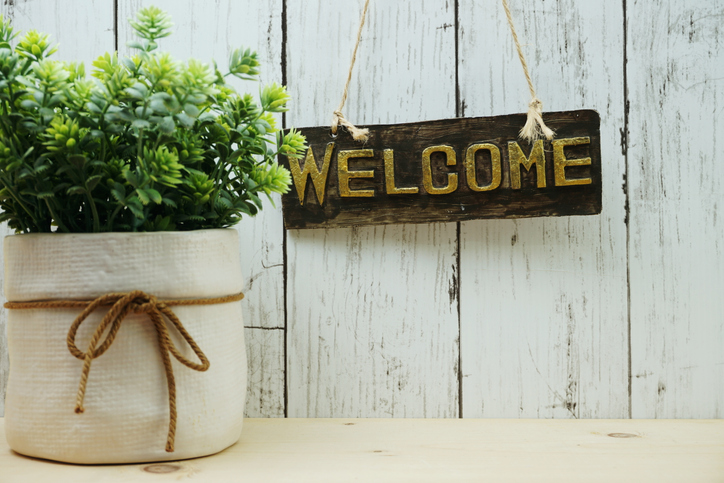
[{"x1": 1, "y1": 418, "x2": 723, "y2": 482}]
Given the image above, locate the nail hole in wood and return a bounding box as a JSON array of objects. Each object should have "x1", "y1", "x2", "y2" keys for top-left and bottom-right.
[
  {"x1": 143, "y1": 464, "x2": 182, "y2": 474},
  {"x1": 607, "y1": 433, "x2": 640, "y2": 438}
]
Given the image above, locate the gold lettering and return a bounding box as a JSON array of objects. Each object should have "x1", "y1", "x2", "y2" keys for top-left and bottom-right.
[
  {"x1": 338, "y1": 149, "x2": 375, "y2": 197},
  {"x1": 422, "y1": 145, "x2": 458, "y2": 195},
  {"x1": 289, "y1": 143, "x2": 334, "y2": 205},
  {"x1": 465, "y1": 143, "x2": 501, "y2": 192},
  {"x1": 384, "y1": 149, "x2": 419, "y2": 195},
  {"x1": 508, "y1": 140, "x2": 546, "y2": 189},
  {"x1": 552, "y1": 137, "x2": 592, "y2": 186}
]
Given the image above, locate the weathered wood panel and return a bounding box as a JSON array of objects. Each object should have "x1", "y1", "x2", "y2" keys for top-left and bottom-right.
[
  {"x1": 0, "y1": 0, "x2": 115, "y2": 418},
  {"x1": 0, "y1": 0, "x2": 722, "y2": 421},
  {"x1": 118, "y1": 0, "x2": 286, "y2": 416},
  {"x1": 458, "y1": 0, "x2": 629, "y2": 418},
  {"x1": 244, "y1": 328, "x2": 285, "y2": 418},
  {"x1": 628, "y1": 0, "x2": 724, "y2": 418},
  {"x1": 281, "y1": 111, "x2": 602, "y2": 228},
  {"x1": 285, "y1": 0, "x2": 459, "y2": 417}
]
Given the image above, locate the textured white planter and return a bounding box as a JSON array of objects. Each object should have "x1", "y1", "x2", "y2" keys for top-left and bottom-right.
[{"x1": 3, "y1": 229, "x2": 247, "y2": 464}]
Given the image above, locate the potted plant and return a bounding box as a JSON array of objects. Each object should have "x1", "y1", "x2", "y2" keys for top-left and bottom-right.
[{"x1": 0, "y1": 6, "x2": 305, "y2": 464}]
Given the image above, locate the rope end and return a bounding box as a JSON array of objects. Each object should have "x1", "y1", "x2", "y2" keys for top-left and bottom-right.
[
  {"x1": 75, "y1": 405, "x2": 85, "y2": 414},
  {"x1": 165, "y1": 442, "x2": 174, "y2": 453},
  {"x1": 519, "y1": 98, "x2": 555, "y2": 143},
  {"x1": 349, "y1": 126, "x2": 370, "y2": 142},
  {"x1": 331, "y1": 110, "x2": 369, "y2": 143}
]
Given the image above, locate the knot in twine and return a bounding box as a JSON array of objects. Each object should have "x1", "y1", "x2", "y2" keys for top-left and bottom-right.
[
  {"x1": 331, "y1": 109, "x2": 369, "y2": 142},
  {"x1": 520, "y1": 97, "x2": 555, "y2": 142},
  {"x1": 501, "y1": 0, "x2": 555, "y2": 142},
  {"x1": 330, "y1": 0, "x2": 371, "y2": 143},
  {"x1": 6, "y1": 289, "x2": 244, "y2": 453}
]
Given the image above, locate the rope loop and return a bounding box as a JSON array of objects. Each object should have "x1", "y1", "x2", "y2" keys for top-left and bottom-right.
[
  {"x1": 65, "y1": 290, "x2": 214, "y2": 452},
  {"x1": 7, "y1": 290, "x2": 243, "y2": 453}
]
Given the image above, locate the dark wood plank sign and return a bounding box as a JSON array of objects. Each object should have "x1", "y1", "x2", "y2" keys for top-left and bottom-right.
[{"x1": 278, "y1": 110, "x2": 601, "y2": 229}]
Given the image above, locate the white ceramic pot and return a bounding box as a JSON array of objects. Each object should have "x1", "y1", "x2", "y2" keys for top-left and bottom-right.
[{"x1": 3, "y1": 229, "x2": 247, "y2": 464}]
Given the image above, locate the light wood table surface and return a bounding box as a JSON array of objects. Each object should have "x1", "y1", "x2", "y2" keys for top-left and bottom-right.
[{"x1": 1, "y1": 418, "x2": 723, "y2": 482}]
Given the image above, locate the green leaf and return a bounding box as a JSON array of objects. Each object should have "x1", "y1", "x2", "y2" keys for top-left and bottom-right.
[
  {"x1": 111, "y1": 189, "x2": 125, "y2": 202},
  {"x1": 127, "y1": 198, "x2": 145, "y2": 218},
  {"x1": 145, "y1": 188, "x2": 162, "y2": 204},
  {"x1": 123, "y1": 169, "x2": 141, "y2": 187},
  {"x1": 136, "y1": 188, "x2": 150, "y2": 205},
  {"x1": 183, "y1": 103, "x2": 199, "y2": 117},
  {"x1": 85, "y1": 175, "x2": 103, "y2": 192},
  {"x1": 175, "y1": 112, "x2": 194, "y2": 128},
  {"x1": 125, "y1": 87, "x2": 146, "y2": 100},
  {"x1": 215, "y1": 197, "x2": 232, "y2": 210},
  {"x1": 131, "y1": 119, "x2": 151, "y2": 130},
  {"x1": 67, "y1": 185, "x2": 86, "y2": 195},
  {"x1": 127, "y1": 40, "x2": 144, "y2": 50},
  {"x1": 86, "y1": 102, "x2": 103, "y2": 114},
  {"x1": 159, "y1": 116, "x2": 175, "y2": 133},
  {"x1": 20, "y1": 99, "x2": 39, "y2": 110},
  {"x1": 161, "y1": 197, "x2": 177, "y2": 208}
]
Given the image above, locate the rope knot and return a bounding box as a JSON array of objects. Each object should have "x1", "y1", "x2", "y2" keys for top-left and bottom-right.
[
  {"x1": 330, "y1": 0, "x2": 371, "y2": 143},
  {"x1": 66, "y1": 290, "x2": 213, "y2": 452},
  {"x1": 5, "y1": 291, "x2": 244, "y2": 452},
  {"x1": 127, "y1": 291, "x2": 160, "y2": 313},
  {"x1": 520, "y1": 97, "x2": 556, "y2": 142},
  {"x1": 330, "y1": 109, "x2": 370, "y2": 142}
]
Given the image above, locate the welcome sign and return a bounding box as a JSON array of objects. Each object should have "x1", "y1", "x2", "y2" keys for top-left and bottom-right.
[{"x1": 278, "y1": 110, "x2": 601, "y2": 229}]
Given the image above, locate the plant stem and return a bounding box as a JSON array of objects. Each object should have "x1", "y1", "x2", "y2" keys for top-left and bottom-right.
[
  {"x1": 43, "y1": 198, "x2": 69, "y2": 233},
  {"x1": 107, "y1": 204, "x2": 123, "y2": 231},
  {"x1": 136, "y1": 127, "x2": 145, "y2": 169},
  {"x1": 86, "y1": 191, "x2": 100, "y2": 232},
  {"x1": 0, "y1": 177, "x2": 41, "y2": 229}
]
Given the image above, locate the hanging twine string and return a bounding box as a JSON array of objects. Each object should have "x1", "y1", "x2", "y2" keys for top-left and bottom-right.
[
  {"x1": 330, "y1": 0, "x2": 371, "y2": 142},
  {"x1": 501, "y1": 0, "x2": 555, "y2": 142},
  {"x1": 5, "y1": 290, "x2": 245, "y2": 453}
]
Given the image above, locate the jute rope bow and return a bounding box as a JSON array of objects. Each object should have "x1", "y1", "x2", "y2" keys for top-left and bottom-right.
[
  {"x1": 5, "y1": 290, "x2": 244, "y2": 453},
  {"x1": 333, "y1": 0, "x2": 555, "y2": 143}
]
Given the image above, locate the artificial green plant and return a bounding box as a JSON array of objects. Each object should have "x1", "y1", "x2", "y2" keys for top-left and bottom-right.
[{"x1": 0, "y1": 6, "x2": 306, "y2": 233}]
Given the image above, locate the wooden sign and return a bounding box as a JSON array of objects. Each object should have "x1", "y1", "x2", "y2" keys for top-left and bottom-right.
[{"x1": 278, "y1": 110, "x2": 601, "y2": 229}]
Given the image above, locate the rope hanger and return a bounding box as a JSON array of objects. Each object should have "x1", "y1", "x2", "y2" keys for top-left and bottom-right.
[{"x1": 330, "y1": 0, "x2": 555, "y2": 143}]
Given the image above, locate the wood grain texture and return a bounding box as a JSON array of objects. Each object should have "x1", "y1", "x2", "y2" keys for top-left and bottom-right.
[
  {"x1": 244, "y1": 328, "x2": 285, "y2": 418},
  {"x1": 118, "y1": 0, "x2": 286, "y2": 416},
  {"x1": 2, "y1": 418, "x2": 724, "y2": 482},
  {"x1": 281, "y1": 111, "x2": 602, "y2": 228},
  {"x1": 457, "y1": 0, "x2": 629, "y2": 418},
  {"x1": 0, "y1": 0, "x2": 722, "y2": 421},
  {"x1": 0, "y1": 0, "x2": 115, "y2": 418},
  {"x1": 285, "y1": 0, "x2": 459, "y2": 417},
  {"x1": 627, "y1": 0, "x2": 724, "y2": 418}
]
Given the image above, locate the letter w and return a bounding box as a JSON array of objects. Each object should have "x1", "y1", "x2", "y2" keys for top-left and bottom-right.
[{"x1": 288, "y1": 143, "x2": 334, "y2": 206}]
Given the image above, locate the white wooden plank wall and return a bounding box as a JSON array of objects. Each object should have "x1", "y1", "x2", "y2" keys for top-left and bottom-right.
[
  {"x1": 285, "y1": 0, "x2": 459, "y2": 418},
  {"x1": 0, "y1": 0, "x2": 721, "y2": 420},
  {"x1": 627, "y1": 0, "x2": 724, "y2": 418},
  {"x1": 457, "y1": 0, "x2": 629, "y2": 418}
]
